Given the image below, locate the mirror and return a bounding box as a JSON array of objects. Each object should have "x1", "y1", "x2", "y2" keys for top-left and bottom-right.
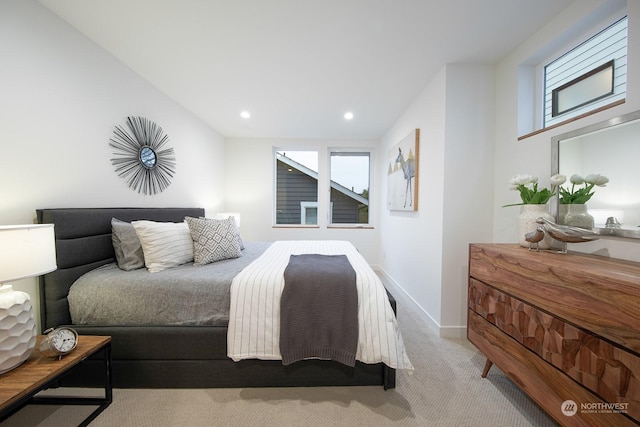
[
  {"x1": 139, "y1": 146, "x2": 157, "y2": 169},
  {"x1": 552, "y1": 110, "x2": 640, "y2": 238},
  {"x1": 110, "y1": 116, "x2": 176, "y2": 195}
]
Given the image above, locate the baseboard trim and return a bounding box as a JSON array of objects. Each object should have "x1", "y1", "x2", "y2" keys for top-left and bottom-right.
[
  {"x1": 438, "y1": 326, "x2": 467, "y2": 339},
  {"x1": 373, "y1": 265, "x2": 467, "y2": 339}
]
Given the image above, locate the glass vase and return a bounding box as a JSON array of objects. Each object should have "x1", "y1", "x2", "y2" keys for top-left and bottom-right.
[
  {"x1": 518, "y1": 204, "x2": 553, "y2": 249},
  {"x1": 562, "y1": 204, "x2": 594, "y2": 230},
  {"x1": 558, "y1": 204, "x2": 567, "y2": 225}
]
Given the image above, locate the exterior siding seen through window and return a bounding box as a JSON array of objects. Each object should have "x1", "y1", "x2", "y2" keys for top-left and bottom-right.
[{"x1": 275, "y1": 159, "x2": 318, "y2": 224}]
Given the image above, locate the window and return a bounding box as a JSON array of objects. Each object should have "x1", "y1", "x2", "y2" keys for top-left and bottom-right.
[
  {"x1": 274, "y1": 150, "x2": 318, "y2": 225},
  {"x1": 543, "y1": 16, "x2": 627, "y2": 127},
  {"x1": 330, "y1": 151, "x2": 370, "y2": 225},
  {"x1": 551, "y1": 60, "x2": 614, "y2": 117},
  {"x1": 274, "y1": 149, "x2": 372, "y2": 227},
  {"x1": 300, "y1": 202, "x2": 318, "y2": 224}
]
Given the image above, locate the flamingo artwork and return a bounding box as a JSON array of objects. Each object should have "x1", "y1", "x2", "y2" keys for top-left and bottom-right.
[
  {"x1": 395, "y1": 148, "x2": 415, "y2": 208},
  {"x1": 387, "y1": 129, "x2": 419, "y2": 211}
]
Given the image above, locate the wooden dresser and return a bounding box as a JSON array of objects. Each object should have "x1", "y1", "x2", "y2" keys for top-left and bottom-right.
[{"x1": 467, "y1": 243, "x2": 640, "y2": 426}]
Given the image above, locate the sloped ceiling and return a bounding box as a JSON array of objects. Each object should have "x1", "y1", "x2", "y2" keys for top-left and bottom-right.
[{"x1": 39, "y1": 0, "x2": 573, "y2": 139}]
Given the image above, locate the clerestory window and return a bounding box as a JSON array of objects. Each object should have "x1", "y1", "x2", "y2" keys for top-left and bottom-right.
[{"x1": 543, "y1": 16, "x2": 627, "y2": 127}]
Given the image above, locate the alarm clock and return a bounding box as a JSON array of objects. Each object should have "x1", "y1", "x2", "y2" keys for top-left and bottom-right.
[{"x1": 40, "y1": 327, "x2": 79, "y2": 358}]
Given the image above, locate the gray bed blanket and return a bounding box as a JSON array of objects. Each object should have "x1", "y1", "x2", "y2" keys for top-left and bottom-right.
[
  {"x1": 280, "y1": 254, "x2": 358, "y2": 367},
  {"x1": 68, "y1": 242, "x2": 271, "y2": 326}
]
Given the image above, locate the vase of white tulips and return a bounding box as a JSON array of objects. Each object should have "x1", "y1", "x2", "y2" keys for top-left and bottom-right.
[
  {"x1": 558, "y1": 174, "x2": 609, "y2": 230},
  {"x1": 505, "y1": 174, "x2": 566, "y2": 249},
  {"x1": 562, "y1": 204, "x2": 594, "y2": 229}
]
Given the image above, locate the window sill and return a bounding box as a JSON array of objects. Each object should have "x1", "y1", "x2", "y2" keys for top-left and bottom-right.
[
  {"x1": 518, "y1": 99, "x2": 625, "y2": 141},
  {"x1": 271, "y1": 225, "x2": 374, "y2": 230},
  {"x1": 272, "y1": 225, "x2": 320, "y2": 229}
]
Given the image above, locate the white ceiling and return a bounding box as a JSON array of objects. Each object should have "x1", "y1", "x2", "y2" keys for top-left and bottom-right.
[{"x1": 39, "y1": 0, "x2": 573, "y2": 139}]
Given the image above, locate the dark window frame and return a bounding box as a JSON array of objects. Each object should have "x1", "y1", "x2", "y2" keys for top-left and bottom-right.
[{"x1": 551, "y1": 60, "x2": 615, "y2": 118}]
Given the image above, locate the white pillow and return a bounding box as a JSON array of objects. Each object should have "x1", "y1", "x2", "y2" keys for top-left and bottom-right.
[{"x1": 131, "y1": 220, "x2": 194, "y2": 273}]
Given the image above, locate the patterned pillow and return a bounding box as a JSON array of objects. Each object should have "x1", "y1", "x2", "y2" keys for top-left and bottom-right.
[
  {"x1": 111, "y1": 218, "x2": 145, "y2": 271},
  {"x1": 202, "y1": 215, "x2": 244, "y2": 250},
  {"x1": 131, "y1": 220, "x2": 194, "y2": 273},
  {"x1": 185, "y1": 217, "x2": 242, "y2": 265}
]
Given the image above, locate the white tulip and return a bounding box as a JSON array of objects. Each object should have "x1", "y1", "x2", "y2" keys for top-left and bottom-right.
[
  {"x1": 510, "y1": 174, "x2": 537, "y2": 186},
  {"x1": 550, "y1": 174, "x2": 566, "y2": 186},
  {"x1": 585, "y1": 174, "x2": 609, "y2": 186},
  {"x1": 569, "y1": 174, "x2": 585, "y2": 185}
]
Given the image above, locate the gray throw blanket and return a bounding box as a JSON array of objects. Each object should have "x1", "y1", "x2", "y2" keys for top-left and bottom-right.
[{"x1": 280, "y1": 254, "x2": 358, "y2": 367}]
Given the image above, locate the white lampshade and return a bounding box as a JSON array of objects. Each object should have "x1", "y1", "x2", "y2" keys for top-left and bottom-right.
[
  {"x1": 0, "y1": 223, "x2": 56, "y2": 373},
  {"x1": 216, "y1": 213, "x2": 241, "y2": 227},
  {"x1": 0, "y1": 224, "x2": 57, "y2": 284}
]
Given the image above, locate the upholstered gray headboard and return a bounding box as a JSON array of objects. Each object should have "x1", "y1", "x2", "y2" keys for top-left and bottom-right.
[{"x1": 36, "y1": 207, "x2": 205, "y2": 330}]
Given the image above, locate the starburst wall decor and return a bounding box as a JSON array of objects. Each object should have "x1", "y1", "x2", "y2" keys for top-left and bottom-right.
[{"x1": 109, "y1": 116, "x2": 176, "y2": 195}]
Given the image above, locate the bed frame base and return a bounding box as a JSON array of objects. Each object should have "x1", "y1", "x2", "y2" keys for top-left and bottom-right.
[{"x1": 60, "y1": 358, "x2": 394, "y2": 390}]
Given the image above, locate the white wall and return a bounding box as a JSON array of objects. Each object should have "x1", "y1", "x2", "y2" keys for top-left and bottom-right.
[
  {"x1": 379, "y1": 65, "x2": 495, "y2": 336},
  {"x1": 224, "y1": 137, "x2": 381, "y2": 262},
  {"x1": 494, "y1": 0, "x2": 640, "y2": 261},
  {"x1": 379, "y1": 69, "x2": 446, "y2": 329},
  {"x1": 441, "y1": 65, "x2": 495, "y2": 330},
  {"x1": 0, "y1": 0, "x2": 226, "y2": 320}
]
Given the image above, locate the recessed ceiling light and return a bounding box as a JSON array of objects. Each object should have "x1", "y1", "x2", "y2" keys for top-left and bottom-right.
[
  {"x1": 344, "y1": 112, "x2": 354, "y2": 120},
  {"x1": 240, "y1": 111, "x2": 251, "y2": 119}
]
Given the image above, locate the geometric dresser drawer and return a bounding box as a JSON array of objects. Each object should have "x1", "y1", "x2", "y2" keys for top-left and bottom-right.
[{"x1": 469, "y1": 277, "x2": 640, "y2": 423}]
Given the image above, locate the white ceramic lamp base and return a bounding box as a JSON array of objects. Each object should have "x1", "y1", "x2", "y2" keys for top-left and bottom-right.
[{"x1": 0, "y1": 284, "x2": 37, "y2": 374}]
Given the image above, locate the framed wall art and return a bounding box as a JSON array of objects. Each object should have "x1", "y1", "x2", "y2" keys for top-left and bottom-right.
[{"x1": 387, "y1": 129, "x2": 419, "y2": 211}]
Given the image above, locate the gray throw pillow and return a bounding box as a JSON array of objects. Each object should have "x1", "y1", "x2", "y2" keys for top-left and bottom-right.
[
  {"x1": 228, "y1": 216, "x2": 245, "y2": 250},
  {"x1": 111, "y1": 218, "x2": 145, "y2": 271}
]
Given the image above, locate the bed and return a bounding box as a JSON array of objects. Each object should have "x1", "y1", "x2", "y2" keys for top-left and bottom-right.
[{"x1": 37, "y1": 207, "x2": 408, "y2": 389}]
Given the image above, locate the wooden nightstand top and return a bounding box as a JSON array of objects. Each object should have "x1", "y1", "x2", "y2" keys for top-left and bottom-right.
[{"x1": 0, "y1": 335, "x2": 111, "y2": 411}]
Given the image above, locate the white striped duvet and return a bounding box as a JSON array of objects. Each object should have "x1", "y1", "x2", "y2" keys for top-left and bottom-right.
[{"x1": 227, "y1": 240, "x2": 413, "y2": 370}]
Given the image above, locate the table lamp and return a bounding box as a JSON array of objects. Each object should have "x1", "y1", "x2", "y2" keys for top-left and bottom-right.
[
  {"x1": 0, "y1": 224, "x2": 56, "y2": 374},
  {"x1": 215, "y1": 212, "x2": 241, "y2": 227}
]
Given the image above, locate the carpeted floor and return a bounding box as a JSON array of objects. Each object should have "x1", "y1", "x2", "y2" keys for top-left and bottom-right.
[{"x1": 2, "y1": 276, "x2": 559, "y2": 427}]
